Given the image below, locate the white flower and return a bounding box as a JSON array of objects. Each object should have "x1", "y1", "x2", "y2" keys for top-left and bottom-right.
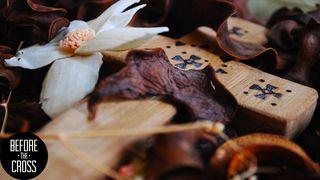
[{"x1": 4, "y1": 0, "x2": 169, "y2": 118}]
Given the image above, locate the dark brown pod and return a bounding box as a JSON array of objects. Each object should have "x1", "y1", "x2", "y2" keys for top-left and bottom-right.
[
  {"x1": 145, "y1": 131, "x2": 207, "y2": 180},
  {"x1": 42, "y1": 0, "x2": 118, "y2": 21},
  {"x1": 138, "y1": 0, "x2": 235, "y2": 37},
  {"x1": 210, "y1": 133, "x2": 320, "y2": 179},
  {"x1": 1, "y1": 0, "x2": 69, "y2": 47},
  {"x1": 285, "y1": 18, "x2": 320, "y2": 88},
  {"x1": 266, "y1": 20, "x2": 299, "y2": 70},
  {"x1": 1, "y1": 102, "x2": 50, "y2": 133},
  {"x1": 0, "y1": 45, "x2": 20, "y2": 89}
]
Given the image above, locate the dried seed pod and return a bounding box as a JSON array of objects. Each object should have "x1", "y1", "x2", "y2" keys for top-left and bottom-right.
[
  {"x1": 5, "y1": 102, "x2": 50, "y2": 132},
  {"x1": 0, "y1": 45, "x2": 20, "y2": 90},
  {"x1": 285, "y1": 19, "x2": 320, "y2": 90},
  {"x1": 210, "y1": 133, "x2": 320, "y2": 179},
  {"x1": 36, "y1": 0, "x2": 118, "y2": 21},
  {"x1": 0, "y1": 0, "x2": 69, "y2": 47},
  {"x1": 145, "y1": 131, "x2": 208, "y2": 180}
]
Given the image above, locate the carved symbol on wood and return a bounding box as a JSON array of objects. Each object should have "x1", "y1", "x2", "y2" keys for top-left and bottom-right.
[
  {"x1": 249, "y1": 84, "x2": 282, "y2": 100},
  {"x1": 172, "y1": 55, "x2": 203, "y2": 69},
  {"x1": 175, "y1": 41, "x2": 186, "y2": 46},
  {"x1": 229, "y1": 26, "x2": 249, "y2": 37},
  {"x1": 216, "y1": 68, "x2": 227, "y2": 74}
]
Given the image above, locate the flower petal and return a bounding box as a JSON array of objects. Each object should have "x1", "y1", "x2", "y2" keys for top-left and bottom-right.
[
  {"x1": 40, "y1": 53, "x2": 103, "y2": 118},
  {"x1": 68, "y1": 20, "x2": 90, "y2": 32},
  {"x1": 96, "y1": 4, "x2": 146, "y2": 34},
  {"x1": 4, "y1": 44, "x2": 72, "y2": 70},
  {"x1": 75, "y1": 27, "x2": 169, "y2": 55},
  {"x1": 4, "y1": 29, "x2": 72, "y2": 69},
  {"x1": 89, "y1": 0, "x2": 141, "y2": 32}
]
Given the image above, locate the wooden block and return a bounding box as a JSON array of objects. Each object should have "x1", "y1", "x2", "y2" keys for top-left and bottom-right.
[
  {"x1": 102, "y1": 20, "x2": 318, "y2": 138},
  {"x1": 0, "y1": 100, "x2": 176, "y2": 179}
]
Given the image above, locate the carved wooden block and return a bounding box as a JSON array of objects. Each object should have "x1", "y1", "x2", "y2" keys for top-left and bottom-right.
[{"x1": 103, "y1": 19, "x2": 318, "y2": 138}]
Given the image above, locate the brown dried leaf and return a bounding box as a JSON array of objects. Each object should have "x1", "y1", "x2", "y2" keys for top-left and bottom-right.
[{"x1": 88, "y1": 48, "x2": 237, "y2": 125}]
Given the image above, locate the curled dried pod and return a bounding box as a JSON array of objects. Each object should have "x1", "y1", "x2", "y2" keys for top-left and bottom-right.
[
  {"x1": 5, "y1": 102, "x2": 50, "y2": 132},
  {"x1": 1, "y1": 0, "x2": 69, "y2": 47},
  {"x1": 210, "y1": 133, "x2": 320, "y2": 179},
  {"x1": 42, "y1": 0, "x2": 118, "y2": 21},
  {"x1": 266, "y1": 20, "x2": 300, "y2": 70},
  {"x1": 145, "y1": 131, "x2": 210, "y2": 179},
  {"x1": 137, "y1": 0, "x2": 234, "y2": 37},
  {"x1": 285, "y1": 19, "x2": 320, "y2": 88},
  {"x1": 0, "y1": 45, "x2": 20, "y2": 90}
]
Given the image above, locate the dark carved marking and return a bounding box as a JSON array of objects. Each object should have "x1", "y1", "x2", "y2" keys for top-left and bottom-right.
[
  {"x1": 249, "y1": 84, "x2": 282, "y2": 100},
  {"x1": 176, "y1": 41, "x2": 186, "y2": 46},
  {"x1": 172, "y1": 55, "x2": 203, "y2": 69},
  {"x1": 216, "y1": 68, "x2": 227, "y2": 74},
  {"x1": 229, "y1": 26, "x2": 248, "y2": 37}
]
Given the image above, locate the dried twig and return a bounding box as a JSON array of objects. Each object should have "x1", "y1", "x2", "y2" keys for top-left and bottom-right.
[{"x1": 0, "y1": 91, "x2": 12, "y2": 134}]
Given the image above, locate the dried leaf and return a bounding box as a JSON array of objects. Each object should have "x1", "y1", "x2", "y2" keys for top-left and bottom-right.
[{"x1": 88, "y1": 48, "x2": 237, "y2": 124}]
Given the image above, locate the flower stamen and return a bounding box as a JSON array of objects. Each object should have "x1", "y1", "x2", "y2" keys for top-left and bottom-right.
[{"x1": 59, "y1": 28, "x2": 96, "y2": 53}]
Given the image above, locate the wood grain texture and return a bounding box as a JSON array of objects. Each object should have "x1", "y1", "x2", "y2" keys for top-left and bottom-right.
[{"x1": 0, "y1": 100, "x2": 176, "y2": 180}]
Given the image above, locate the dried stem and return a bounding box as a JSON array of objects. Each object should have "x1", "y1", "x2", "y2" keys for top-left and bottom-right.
[
  {"x1": 0, "y1": 120, "x2": 215, "y2": 140},
  {"x1": 16, "y1": 41, "x2": 24, "y2": 53},
  {"x1": 1, "y1": 91, "x2": 12, "y2": 134}
]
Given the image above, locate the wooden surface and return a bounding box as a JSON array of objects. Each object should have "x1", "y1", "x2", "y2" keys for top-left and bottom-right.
[
  {"x1": 0, "y1": 100, "x2": 176, "y2": 180},
  {"x1": 103, "y1": 19, "x2": 318, "y2": 138}
]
